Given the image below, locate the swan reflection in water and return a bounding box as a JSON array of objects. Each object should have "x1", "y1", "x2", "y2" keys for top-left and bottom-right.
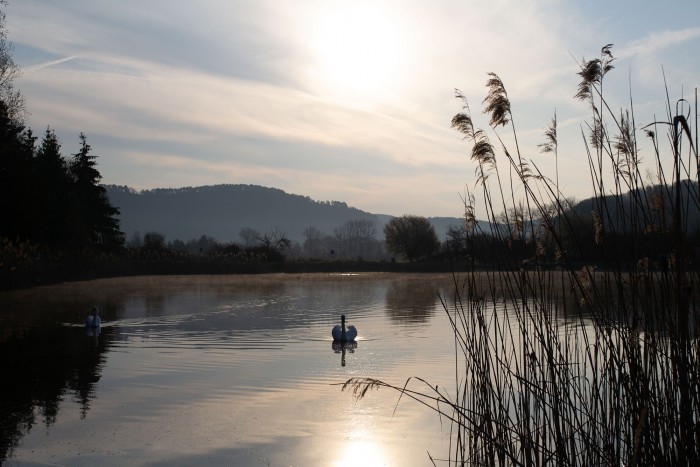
[
  {"x1": 332, "y1": 315, "x2": 358, "y2": 367},
  {"x1": 332, "y1": 341, "x2": 358, "y2": 367}
]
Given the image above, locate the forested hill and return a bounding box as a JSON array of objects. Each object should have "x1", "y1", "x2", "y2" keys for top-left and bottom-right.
[{"x1": 105, "y1": 184, "x2": 387, "y2": 244}]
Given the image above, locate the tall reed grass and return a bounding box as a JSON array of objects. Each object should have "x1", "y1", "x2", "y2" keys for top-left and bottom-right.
[{"x1": 342, "y1": 45, "x2": 700, "y2": 466}]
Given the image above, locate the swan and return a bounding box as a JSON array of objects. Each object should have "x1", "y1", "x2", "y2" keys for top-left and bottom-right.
[
  {"x1": 332, "y1": 314, "x2": 357, "y2": 342},
  {"x1": 85, "y1": 306, "x2": 101, "y2": 328}
]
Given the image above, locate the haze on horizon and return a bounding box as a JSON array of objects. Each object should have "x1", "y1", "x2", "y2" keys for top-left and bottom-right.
[{"x1": 6, "y1": 0, "x2": 700, "y2": 218}]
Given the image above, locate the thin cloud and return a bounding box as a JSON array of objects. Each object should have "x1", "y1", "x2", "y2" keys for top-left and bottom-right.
[
  {"x1": 25, "y1": 55, "x2": 79, "y2": 72},
  {"x1": 20, "y1": 49, "x2": 462, "y2": 170},
  {"x1": 7, "y1": 0, "x2": 700, "y2": 217},
  {"x1": 618, "y1": 27, "x2": 700, "y2": 58}
]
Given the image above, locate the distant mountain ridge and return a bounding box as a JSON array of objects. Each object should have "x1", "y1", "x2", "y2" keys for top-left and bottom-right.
[
  {"x1": 105, "y1": 184, "x2": 466, "y2": 244},
  {"x1": 105, "y1": 181, "x2": 699, "y2": 247}
]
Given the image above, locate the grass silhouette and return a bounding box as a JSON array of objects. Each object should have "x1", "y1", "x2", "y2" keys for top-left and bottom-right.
[{"x1": 342, "y1": 45, "x2": 700, "y2": 466}]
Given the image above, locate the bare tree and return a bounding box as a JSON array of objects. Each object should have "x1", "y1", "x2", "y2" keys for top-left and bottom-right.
[
  {"x1": 0, "y1": 1, "x2": 25, "y2": 122},
  {"x1": 303, "y1": 226, "x2": 326, "y2": 258},
  {"x1": 258, "y1": 227, "x2": 291, "y2": 254},
  {"x1": 334, "y1": 219, "x2": 378, "y2": 259},
  {"x1": 239, "y1": 227, "x2": 260, "y2": 247}
]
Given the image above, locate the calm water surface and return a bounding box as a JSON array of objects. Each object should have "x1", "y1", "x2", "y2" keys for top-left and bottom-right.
[{"x1": 1, "y1": 273, "x2": 465, "y2": 466}]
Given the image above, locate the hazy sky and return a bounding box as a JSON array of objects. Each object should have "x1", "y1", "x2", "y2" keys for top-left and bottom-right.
[{"x1": 6, "y1": 0, "x2": 700, "y2": 217}]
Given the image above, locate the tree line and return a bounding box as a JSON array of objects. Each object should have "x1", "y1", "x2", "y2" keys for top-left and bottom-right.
[
  {"x1": 126, "y1": 215, "x2": 444, "y2": 264},
  {"x1": 0, "y1": 3, "x2": 479, "y2": 280},
  {"x1": 0, "y1": 3, "x2": 123, "y2": 255},
  {"x1": 0, "y1": 0, "x2": 628, "y2": 288},
  {"x1": 0, "y1": 124, "x2": 125, "y2": 252}
]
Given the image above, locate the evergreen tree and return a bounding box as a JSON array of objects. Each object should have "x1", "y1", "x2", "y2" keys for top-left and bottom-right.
[
  {"x1": 0, "y1": 2, "x2": 124, "y2": 256},
  {"x1": 34, "y1": 127, "x2": 71, "y2": 247},
  {"x1": 0, "y1": 99, "x2": 34, "y2": 240},
  {"x1": 0, "y1": 0, "x2": 33, "y2": 243},
  {"x1": 68, "y1": 133, "x2": 124, "y2": 250}
]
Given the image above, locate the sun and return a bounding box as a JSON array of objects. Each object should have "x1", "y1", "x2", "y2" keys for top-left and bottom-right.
[{"x1": 310, "y1": 3, "x2": 403, "y2": 100}]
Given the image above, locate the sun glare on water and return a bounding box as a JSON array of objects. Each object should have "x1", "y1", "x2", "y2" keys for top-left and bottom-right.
[
  {"x1": 334, "y1": 438, "x2": 387, "y2": 467},
  {"x1": 310, "y1": 3, "x2": 404, "y2": 101}
]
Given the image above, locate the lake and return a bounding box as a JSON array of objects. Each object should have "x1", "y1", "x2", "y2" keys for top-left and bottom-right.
[{"x1": 1, "y1": 273, "x2": 467, "y2": 467}]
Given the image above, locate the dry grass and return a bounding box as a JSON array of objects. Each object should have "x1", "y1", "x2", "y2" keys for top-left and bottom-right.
[{"x1": 342, "y1": 45, "x2": 700, "y2": 466}]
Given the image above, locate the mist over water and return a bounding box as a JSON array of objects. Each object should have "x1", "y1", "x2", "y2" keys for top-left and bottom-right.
[{"x1": 1, "y1": 273, "x2": 465, "y2": 466}]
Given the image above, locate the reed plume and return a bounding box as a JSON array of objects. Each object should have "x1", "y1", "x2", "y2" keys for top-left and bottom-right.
[{"x1": 342, "y1": 44, "x2": 700, "y2": 466}]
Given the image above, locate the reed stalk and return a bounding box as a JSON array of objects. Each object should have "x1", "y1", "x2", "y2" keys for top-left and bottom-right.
[{"x1": 342, "y1": 45, "x2": 699, "y2": 466}]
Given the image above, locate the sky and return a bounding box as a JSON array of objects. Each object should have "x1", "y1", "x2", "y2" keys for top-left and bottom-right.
[{"x1": 5, "y1": 0, "x2": 700, "y2": 218}]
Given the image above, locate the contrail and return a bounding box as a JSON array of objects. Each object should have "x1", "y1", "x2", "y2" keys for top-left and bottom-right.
[{"x1": 26, "y1": 55, "x2": 78, "y2": 72}]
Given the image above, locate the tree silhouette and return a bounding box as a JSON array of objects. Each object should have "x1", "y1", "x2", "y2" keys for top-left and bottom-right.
[
  {"x1": 384, "y1": 215, "x2": 439, "y2": 261},
  {"x1": 0, "y1": 99, "x2": 34, "y2": 240},
  {"x1": 69, "y1": 133, "x2": 124, "y2": 249},
  {"x1": 0, "y1": 4, "x2": 124, "y2": 255},
  {"x1": 34, "y1": 127, "x2": 72, "y2": 247},
  {"x1": 0, "y1": 0, "x2": 24, "y2": 122}
]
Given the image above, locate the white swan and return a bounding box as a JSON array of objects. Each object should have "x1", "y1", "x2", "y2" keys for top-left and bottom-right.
[
  {"x1": 332, "y1": 314, "x2": 357, "y2": 342},
  {"x1": 85, "y1": 306, "x2": 101, "y2": 328}
]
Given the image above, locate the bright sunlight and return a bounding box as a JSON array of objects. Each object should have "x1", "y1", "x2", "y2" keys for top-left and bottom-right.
[
  {"x1": 310, "y1": 3, "x2": 403, "y2": 100},
  {"x1": 335, "y1": 438, "x2": 387, "y2": 467}
]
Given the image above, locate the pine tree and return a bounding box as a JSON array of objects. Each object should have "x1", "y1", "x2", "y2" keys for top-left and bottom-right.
[
  {"x1": 0, "y1": 99, "x2": 34, "y2": 240},
  {"x1": 0, "y1": 0, "x2": 33, "y2": 242},
  {"x1": 69, "y1": 133, "x2": 124, "y2": 250},
  {"x1": 34, "y1": 127, "x2": 71, "y2": 247},
  {"x1": 0, "y1": 2, "x2": 125, "y2": 255}
]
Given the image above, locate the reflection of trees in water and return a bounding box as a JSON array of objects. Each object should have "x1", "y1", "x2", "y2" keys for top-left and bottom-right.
[
  {"x1": 385, "y1": 281, "x2": 439, "y2": 324},
  {"x1": 119, "y1": 279, "x2": 296, "y2": 318},
  {"x1": 0, "y1": 326, "x2": 116, "y2": 461}
]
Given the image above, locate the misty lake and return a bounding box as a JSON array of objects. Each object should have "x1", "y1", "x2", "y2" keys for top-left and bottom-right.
[{"x1": 1, "y1": 273, "x2": 466, "y2": 467}]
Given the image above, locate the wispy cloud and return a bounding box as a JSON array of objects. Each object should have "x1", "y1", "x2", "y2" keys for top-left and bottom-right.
[
  {"x1": 25, "y1": 55, "x2": 79, "y2": 72},
  {"x1": 619, "y1": 27, "x2": 700, "y2": 58},
  {"x1": 6, "y1": 0, "x2": 700, "y2": 217}
]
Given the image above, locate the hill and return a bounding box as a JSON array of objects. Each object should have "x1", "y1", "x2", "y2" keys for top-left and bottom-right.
[
  {"x1": 105, "y1": 184, "x2": 466, "y2": 245},
  {"x1": 569, "y1": 179, "x2": 700, "y2": 231}
]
